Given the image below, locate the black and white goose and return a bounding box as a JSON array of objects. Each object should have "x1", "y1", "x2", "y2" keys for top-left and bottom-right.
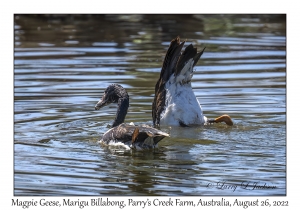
[
  {"x1": 95, "y1": 84, "x2": 169, "y2": 149},
  {"x1": 152, "y1": 36, "x2": 233, "y2": 127}
]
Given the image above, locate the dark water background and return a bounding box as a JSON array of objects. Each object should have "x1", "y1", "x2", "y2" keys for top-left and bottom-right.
[{"x1": 14, "y1": 14, "x2": 286, "y2": 196}]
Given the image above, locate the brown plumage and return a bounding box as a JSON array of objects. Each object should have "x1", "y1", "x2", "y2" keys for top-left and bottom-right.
[{"x1": 101, "y1": 124, "x2": 169, "y2": 149}]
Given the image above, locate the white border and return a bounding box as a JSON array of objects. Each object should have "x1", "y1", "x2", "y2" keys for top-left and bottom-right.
[{"x1": 2, "y1": 0, "x2": 296, "y2": 209}]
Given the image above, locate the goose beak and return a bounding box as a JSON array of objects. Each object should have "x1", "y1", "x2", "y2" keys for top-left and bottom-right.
[{"x1": 95, "y1": 99, "x2": 108, "y2": 110}]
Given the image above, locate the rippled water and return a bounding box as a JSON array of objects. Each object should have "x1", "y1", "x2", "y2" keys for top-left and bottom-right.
[{"x1": 14, "y1": 14, "x2": 286, "y2": 196}]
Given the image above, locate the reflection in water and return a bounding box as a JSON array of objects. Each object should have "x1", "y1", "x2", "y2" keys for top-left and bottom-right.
[{"x1": 14, "y1": 14, "x2": 286, "y2": 196}]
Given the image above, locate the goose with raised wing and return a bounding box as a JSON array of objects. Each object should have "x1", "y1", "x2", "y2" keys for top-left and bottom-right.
[
  {"x1": 95, "y1": 84, "x2": 169, "y2": 149},
  {"x1": 152, "y1": 36, "x2": 233, "y2": 127}
]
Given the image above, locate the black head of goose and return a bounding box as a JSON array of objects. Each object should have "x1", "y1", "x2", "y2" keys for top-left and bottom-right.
[
  {"x1": 95, "y1": 84, "x2": 169, "y2": 149},
  {"x1": 152, "y1": 36, "x2": 233, "y2": 127}
]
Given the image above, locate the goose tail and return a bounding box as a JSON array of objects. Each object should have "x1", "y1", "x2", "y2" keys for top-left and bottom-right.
[
  {"x1": 173, "y1": 45, "x2": 205, "y2": 85},
  {"x1": 152, "y1": 36, "x2": 184, "y2": 126},
  {"x1": 152, "y1": 36, "x2": 205, "y2": 126}
]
